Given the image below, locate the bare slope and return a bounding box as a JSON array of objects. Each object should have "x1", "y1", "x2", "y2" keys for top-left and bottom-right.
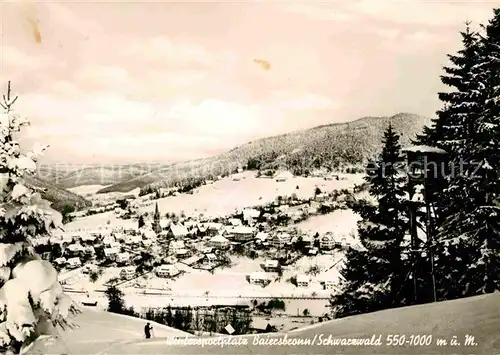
[
  {"x1": 26, "y1": 293, "x2": 500, "y2": 354},
  {"x1": 98, "y1": 113, "x2": 431, "y2": 194}
]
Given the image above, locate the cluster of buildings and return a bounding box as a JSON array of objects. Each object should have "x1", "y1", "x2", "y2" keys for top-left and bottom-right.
[{"x1": 42, "y1": 173, "x2": 359, "y2": 293}]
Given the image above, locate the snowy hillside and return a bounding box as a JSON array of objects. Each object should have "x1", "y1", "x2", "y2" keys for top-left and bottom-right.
[{"x1": 26, "y1": 293, "x2": 500, "y2": 354}]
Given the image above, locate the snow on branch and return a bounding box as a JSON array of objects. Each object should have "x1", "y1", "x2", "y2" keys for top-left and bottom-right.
[{"x1": 0, "y1": 82, "x2": 79, "y2": 354}]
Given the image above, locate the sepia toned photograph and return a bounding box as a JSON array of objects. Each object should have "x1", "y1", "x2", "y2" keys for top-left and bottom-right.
[{"x1": 0, "y1": 0, "x2": 499, "y2": 354}]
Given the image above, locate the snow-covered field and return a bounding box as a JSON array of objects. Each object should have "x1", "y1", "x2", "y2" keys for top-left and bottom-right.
[
  {"x1": 68, "y1": 184, "x2": 110, "y2": 196},
  {"x1": 294, "y1": 209, "x2": 361, "y2": 237},
  {"x1": 63, "y1": 212, "x2": 137, "y2": 230},
  {"x1": 63, "y1": 172, "x2": 362, "y2": 230},
  {"x1": 141, "y1": 255, "x2": 338, "y2": 296},
  {"x1": 139, "y1": 171, "x2": 364, "y2": 217},
  {"x1": 65, "y1": 254, "x2": 344, "y2": 317},
  {"x1": 61, "y1": 267, "x2": 125, "y2": 292},
  {"x1": 66, "y1": 254, "x2": 343, "y2": 297}
]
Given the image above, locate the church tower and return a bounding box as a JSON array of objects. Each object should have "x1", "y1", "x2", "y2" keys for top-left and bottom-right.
[{"x1": 152, "y1": 202, "x2": 162, "y2": 235}]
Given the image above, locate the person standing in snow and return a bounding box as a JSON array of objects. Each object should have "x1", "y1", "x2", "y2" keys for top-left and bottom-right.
[{"x1": 144, "y1": 322, "x2": 153, "y2": 339}]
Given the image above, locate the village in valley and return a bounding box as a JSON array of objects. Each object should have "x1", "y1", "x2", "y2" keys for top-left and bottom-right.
[
  {"x1": 2, "y1": 0, "x2": 500, "y2": 353},
  {"x1": 33, "y1": 168, "x2": 366, "y2": 333}
]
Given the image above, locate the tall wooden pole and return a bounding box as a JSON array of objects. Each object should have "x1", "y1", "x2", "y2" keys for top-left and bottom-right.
[
  {"x1": 409, "y1": 203, "x2": 418, "y2": 304},
  {"x1": 424, "y1": 174, "x2": 437, "y2": 303}
]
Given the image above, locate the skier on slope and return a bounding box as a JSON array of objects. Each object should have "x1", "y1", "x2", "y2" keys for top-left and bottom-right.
[{"x1": 144, "y1": 322, "x2": 153, "y2": 339}]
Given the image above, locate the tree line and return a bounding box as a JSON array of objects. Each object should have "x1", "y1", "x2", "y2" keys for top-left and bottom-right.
[{"x1": 105, "y1": 285, "x2": 252, "y2": 334}]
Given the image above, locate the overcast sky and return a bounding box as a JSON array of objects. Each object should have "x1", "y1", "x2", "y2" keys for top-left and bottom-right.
[{"x1": 0, "y1": 0, "x2": 495, "y2": 164}]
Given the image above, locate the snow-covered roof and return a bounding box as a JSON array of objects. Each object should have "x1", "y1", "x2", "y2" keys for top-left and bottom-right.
[
  {"x1": 61, "y1": 235, "x2": 73, "y2": 243},
  {"x1": 301, "y1": 234, "x2": 314, "y2": 242},
  {"x1": 49, "y1": 236, "x2": 63, "y2": 245},
  {"x1": 402, "y1": 145, "x2": 447, "y2": 154},
  {"x1": 265, "y1": 260, "x2": 278, "y2": 267},
  {"x1": 297, "y1": 274, "x2": 310, "y2": 283},
  {"x1": 182, "y1": 254, "x2": 203, "y2": 265},
  {"x1": 197, "y1": 224, "x2": 209, "y2": 232},
  {"x1": 252, "y1": 318, "x2": 271, "y2": 330},
  {"x1": 156, "y1": 264, "x2": 177, "y2": 272},
  {"x1": 231, "y1": 226, "x2": 255, "y2": 235},
  {"x1": 104, "y1": 247, "x2": 119, "y2": 256},
  {"x1": 109, "y1": 241, "x2": 121, "y2": 249},
  {"x1": 67, "y1": 244, "x2": 85, "y2": 252},
  {"x1": 81, "y1": 234, "x2": 97, "y2": 242},
  {"x1": 249, "y1": 271, "x2": 271, "y2": 280},
  {"x1": 67, "y1": 257, "x2": 81, "y2": 265},
  {"x1": 184, "y1": 220, "x2": 198, "y2": 228},
  {"x1": 102, "y1": 236, "x2": 115, "y2": 244},
  {"x1": 229, "y1": 218, "x2": 243, "y2": 226},
  {"x1": 275, "y1": 233, "x2": 291, "y2": 240},
  {"x1": 321, "y1": 233, "x2": 336, "y2": 241},
  {"x1": 210, "y1": 235, "x2": 229, "y2": 243},
  {"x1": 125, "y1": 235, "x2": 142, "y2": 244},
  {"x1": 33, "y1": 236, "x2": 50, "y2": 246},
  {"x1": 243, "y1": 209, "x2": 260, "y2": 218},
  {"x1": 171, "y1": 240, "x2": 185, "y2": 249},
  {"x1": 207, "y1": 222, "x2": 223, "y2": 230},
  {"x1": 169, "y1": 224, "x2": 189, "y2": 237},
  {"x1": 255, "y1": 232, "x2": 269, "y2": 240},
  {"x1": 142, "y1": 229, "x2": 156, "y2": 239},
  {"x1": 206, "y1": 253, "x2": 217, "y2": 260}
]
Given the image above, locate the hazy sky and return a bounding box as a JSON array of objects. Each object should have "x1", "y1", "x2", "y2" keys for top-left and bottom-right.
[{"x1": 0, "y1": 0, "x2": 495, "y2": 164}]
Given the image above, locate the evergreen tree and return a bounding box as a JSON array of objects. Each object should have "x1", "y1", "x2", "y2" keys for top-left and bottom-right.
[
  {"x1": 165, "y1": 306, "x2": 173, "y2": 327},
  {"x1": 416, "y1": 21, "x2": 483, "y2": 158},
  {"x1": 471, "y1": 8, "x2": 500, "y2": 293},
  {"x1": 172, "y1": 309, "x2": 183, "y2": 330},
  {"x1": 105, "y1": 285, "x2": 126, "y2": 314},
  {"x1": 184, "y1": 307, "x2": 193, "y2": 332},
  {"x1": 331, "y1": 125, "x2": 409, "y2": 318},
  {"x1": 138, "y1": 215, "x2": 145, "y2": 229},
  {"x1": 430, "y1": 9, "x2": 500, "y2": 299},
  {"x1": 0, "y1": 82, "x2": 78, "y2": 353},
  {"x1": 439, "y1": 9, "x2": 500, "y2": 295},
  {"x1": 415, "y1": 21, "x2": 484, "y2": 230}
]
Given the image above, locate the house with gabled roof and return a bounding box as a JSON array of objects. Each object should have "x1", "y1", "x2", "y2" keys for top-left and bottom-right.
[
  {"x1": 168, "y1": 224, "x2": 189, "y2": 239},
  {"x1": 230, "y1": 226, "x2": 256, "y2": 242},
  {"x1": 296, "y1": 274, "x2": 310, "y2": 288},
  {"x1": 209, "y1": 235, "x2": 229, "y2": 249},
  {"x1": 271, "y1": 233, "x2": 291, "y2": 248},
  {"x1": 320, "y1": 232, "x2": 336, "y2": 250}
]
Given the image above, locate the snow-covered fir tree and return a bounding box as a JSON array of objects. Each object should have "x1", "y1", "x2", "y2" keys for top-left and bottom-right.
[
  {"x1": 331, "y1": 125, "x2": 409, "y2": 318},
  {"x1": 0, "y1": 82, "x2": 78, "y2": 354},
  {"x1": 432, "y1": 9, "x2": 500, "y2": 298},
  {"x1": 416, "y1": 22, "x2": 484, "y2": 230},
  {"x1": 416, "y1": 21, "x2": 483, "y2": 158},
  {"x1": 414, "y1": 21, "x2": 483, "y2": 300}
]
